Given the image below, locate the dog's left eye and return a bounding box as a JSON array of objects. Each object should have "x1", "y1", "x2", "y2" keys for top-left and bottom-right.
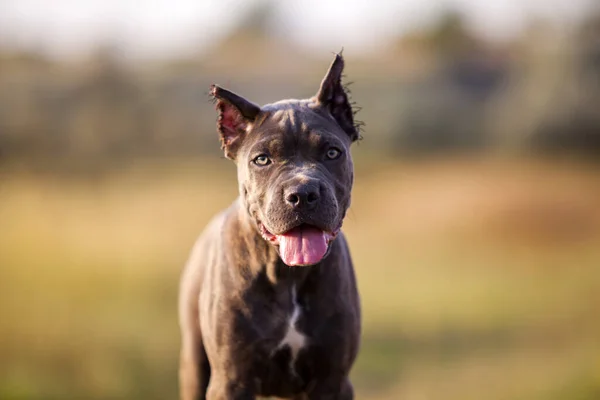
[
  {"x1": 326, "y1": 147, "x2": 342, "y2": 160},
  {"x1": 253, "y1": 154, "x2": 271, "y2": 166}
]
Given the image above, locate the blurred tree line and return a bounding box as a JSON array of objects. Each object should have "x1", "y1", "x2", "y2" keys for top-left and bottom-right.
[{"x1": 0, "y1": 4, "x2": 599, "y2": 171}]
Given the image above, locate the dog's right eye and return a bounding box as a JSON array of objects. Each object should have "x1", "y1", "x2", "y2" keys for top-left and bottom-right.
[{"x1": 252, "y1": 154, "x2": 271, "y2": 166}]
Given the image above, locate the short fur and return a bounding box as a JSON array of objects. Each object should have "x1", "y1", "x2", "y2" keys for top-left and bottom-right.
[{"x1": 179, "y1": 54, "x2": 362, "y2": 400}]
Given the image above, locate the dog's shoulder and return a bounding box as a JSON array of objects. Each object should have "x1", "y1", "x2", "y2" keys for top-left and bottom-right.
[
  {"x1": 187, "y1": 200, "x2": 240, "y2": 261},
  {"x1": 180, "y1": 200, "x2": 239, "y2": 286}
]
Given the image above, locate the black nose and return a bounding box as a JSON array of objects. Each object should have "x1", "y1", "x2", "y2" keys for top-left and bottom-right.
[{"x1": 285, "y1": 183, "x2": 320, "y2": 210}]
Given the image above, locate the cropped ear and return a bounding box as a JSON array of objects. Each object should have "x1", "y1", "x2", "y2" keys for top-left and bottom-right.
[
  {"x1": 210, "y1": 85, "x2": 261, "y2": 159},
  {"x1": 314, "y1": 54, "x2": 360, "y2": 142}
]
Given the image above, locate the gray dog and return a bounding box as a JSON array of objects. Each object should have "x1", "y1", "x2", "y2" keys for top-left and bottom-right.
[{"x1": 178, "y1": 54, "x2": 361, "y2": 400}]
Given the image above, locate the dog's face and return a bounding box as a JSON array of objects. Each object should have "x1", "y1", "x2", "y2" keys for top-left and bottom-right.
[{"x1": 210, "y1": 54, "x2": 360, "y2": 266}]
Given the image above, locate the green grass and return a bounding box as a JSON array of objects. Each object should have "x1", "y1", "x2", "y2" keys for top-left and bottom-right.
[{"x1": 1, "y1": 157, "x2": 599, "y2": 399}]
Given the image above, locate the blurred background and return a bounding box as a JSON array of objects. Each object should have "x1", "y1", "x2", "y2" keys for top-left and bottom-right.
[{"x1": 1, "y1": 0, "x2": 600, "y2": 399}]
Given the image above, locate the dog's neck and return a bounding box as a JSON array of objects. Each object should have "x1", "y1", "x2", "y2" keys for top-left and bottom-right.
[{"x1": 228, "y1": 199, "x2": 314, "y2": 288}]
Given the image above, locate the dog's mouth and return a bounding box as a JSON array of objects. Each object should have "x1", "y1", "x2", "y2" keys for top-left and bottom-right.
[{"x1": 259, "y1": 222, "x2": 339, "y2": 267}]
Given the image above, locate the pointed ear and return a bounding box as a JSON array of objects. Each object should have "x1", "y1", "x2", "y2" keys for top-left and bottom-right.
[
  {"x1": 314, "y1": 54, "x2": 360, "y2": 142},
  {"x1": 210, "y1": 84, "x2": 261, "y2": 159}
]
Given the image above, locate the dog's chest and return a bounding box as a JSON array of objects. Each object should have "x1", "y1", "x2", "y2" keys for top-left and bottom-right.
[{"x1": 272, "y1": 285, "x2": 307, "y2": 370}]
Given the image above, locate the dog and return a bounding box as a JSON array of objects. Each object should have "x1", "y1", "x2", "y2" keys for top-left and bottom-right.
[{"x1": 178, "y1": 53, "x2": 361, "y2": 400}]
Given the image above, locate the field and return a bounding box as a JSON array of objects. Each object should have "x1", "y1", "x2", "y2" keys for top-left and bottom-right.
[{"x1": 1, "y1": 156, "x2": 600, "y2": 400}]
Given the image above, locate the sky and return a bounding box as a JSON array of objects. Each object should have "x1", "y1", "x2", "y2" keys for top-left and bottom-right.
[{"x1": 0, "y1": 0, "x2": 594, "y2": 60}]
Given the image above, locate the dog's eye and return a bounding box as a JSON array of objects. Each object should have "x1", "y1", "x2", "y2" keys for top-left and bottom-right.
[
  {"x1": 326, "y1": 147, "x2": 342, "y2": 160},
  {"x1": 253, "y1": 154, "x2": 271, "y2": 166}
]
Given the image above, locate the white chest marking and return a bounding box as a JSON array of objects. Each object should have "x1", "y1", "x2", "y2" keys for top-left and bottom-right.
[{"x1": 277, "y1": 286, "x2": 306, "y2": 367}]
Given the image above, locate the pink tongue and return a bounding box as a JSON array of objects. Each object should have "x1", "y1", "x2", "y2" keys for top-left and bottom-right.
[{"x1": 277, "y1": 225, "x2": 328, "y2": 266}]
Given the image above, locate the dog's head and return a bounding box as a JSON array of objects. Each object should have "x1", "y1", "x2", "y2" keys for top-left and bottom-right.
[{"x1": 210, "y1": 54, "x2": 360, "y2": 267}]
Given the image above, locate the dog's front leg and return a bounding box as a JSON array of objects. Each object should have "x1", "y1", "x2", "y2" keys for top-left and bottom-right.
[
  {"x1": 307, "y1": 377, "x2": 353, "y2": 400},
  {"x1": 205, "y1": 373, "x2": 255, "y2": 400},
  {"x1": 179, "y1": 344, "x2": 210, "y2": 400}
]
